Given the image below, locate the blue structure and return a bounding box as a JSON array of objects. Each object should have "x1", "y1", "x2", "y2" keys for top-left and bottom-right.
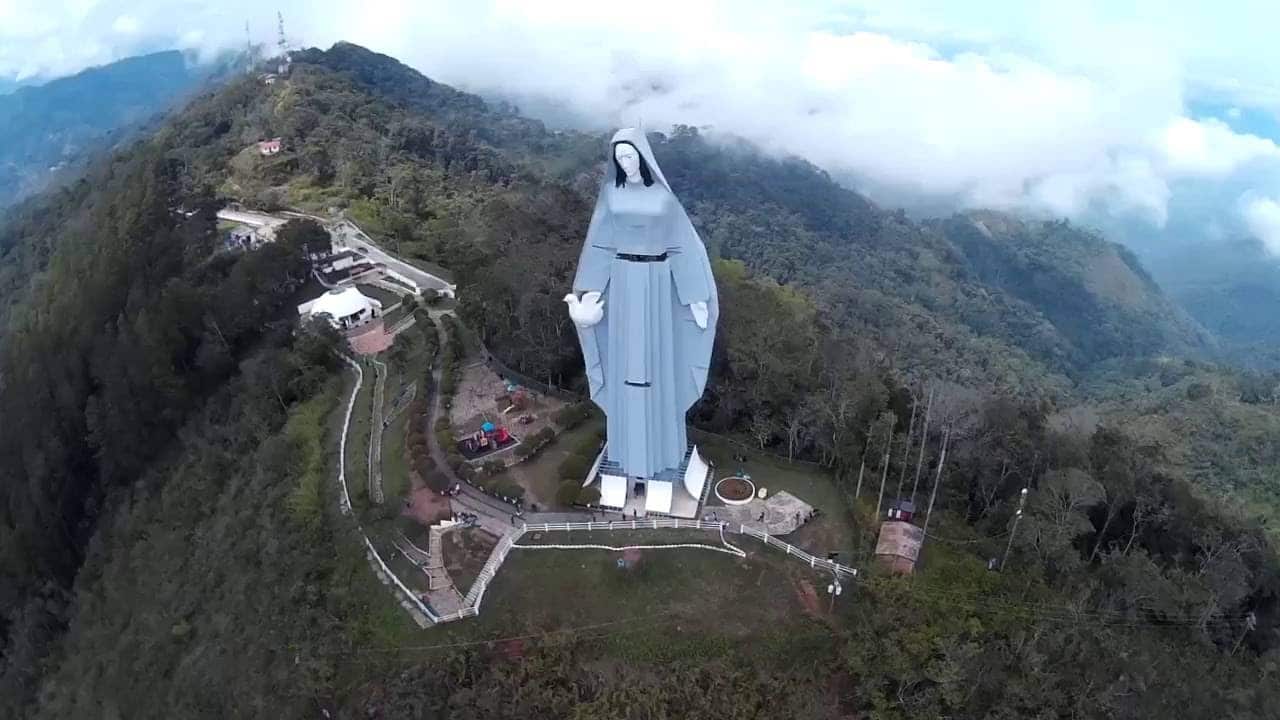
[{"x1": 567, "y1": 128, "x2": 718, "y2": 481}]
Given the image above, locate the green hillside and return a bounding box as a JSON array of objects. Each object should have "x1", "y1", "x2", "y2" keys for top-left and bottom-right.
[
  {"x1": 2, "y1": 43, "x2": 1277, "y2": 719},
  {"x1": 0, "y1": 51, "x2": 220, "y2": 209}
]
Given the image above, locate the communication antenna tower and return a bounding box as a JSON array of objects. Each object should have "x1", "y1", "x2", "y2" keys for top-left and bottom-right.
[{"x1": 277, "y1": 12, "x2": 289, "y2": 57}]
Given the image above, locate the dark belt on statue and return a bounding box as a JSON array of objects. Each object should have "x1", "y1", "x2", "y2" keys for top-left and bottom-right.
[{"x1": 616, "y1": 252, "x2": 668, "y2": 262}]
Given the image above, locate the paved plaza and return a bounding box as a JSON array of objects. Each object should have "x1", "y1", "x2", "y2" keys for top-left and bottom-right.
[{"x1": 709, "y1": 490, "x2": 814, "y2": 536}]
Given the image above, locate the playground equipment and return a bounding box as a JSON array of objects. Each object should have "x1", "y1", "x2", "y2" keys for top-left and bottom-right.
[
  {"x1": 459, "y1": 421, "x2": 515, "y2": 457},
  {"x1": 501, "y1": 388, "x2": 531, "y2": 414}
]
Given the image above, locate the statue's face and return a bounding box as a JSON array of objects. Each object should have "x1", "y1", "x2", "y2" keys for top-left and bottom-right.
[{"x1": 614, "y1": 143, "x2": 641, "y2": 178}]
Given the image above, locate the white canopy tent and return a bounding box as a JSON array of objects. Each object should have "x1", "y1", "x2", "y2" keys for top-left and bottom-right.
[
  {"x1": 645, "y1": 480, "x2": 673, "y2": 514},
  {"x1": 599, "y1": 474, "x2": 628, "y2": 509},
  {"x1": 298, "y1": 286, "x2": 382, "y2": 329},
  {"x1": 683, "y1": 446, "x2": 709, "y2": 499}
]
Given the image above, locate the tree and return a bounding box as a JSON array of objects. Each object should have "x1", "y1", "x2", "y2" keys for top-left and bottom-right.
[{"x1": 275, "y1": 218, "x2": 330, "y2": 257}]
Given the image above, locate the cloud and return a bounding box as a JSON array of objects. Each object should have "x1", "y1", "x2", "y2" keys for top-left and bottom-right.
[
  {"x1": 1158, "y1": 118, "x2": 1280, "y2": 177},
  {"x1": 111, "y1": 15, "x2": 140, "y2": 35},
  {"x1": 3, "y1": 0, "x2": 1280, "y2": 251},
  {"x1": 1241, "y1": 195, "x2": 1280, "y2": 254}
]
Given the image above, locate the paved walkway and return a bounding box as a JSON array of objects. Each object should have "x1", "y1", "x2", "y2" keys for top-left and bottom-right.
[
  {"x1": 420, "y1": 313, "x2": 524, "y2": 524},
  {"x1": 331, "y1": 218, "x2": 454, "y2": 296}
]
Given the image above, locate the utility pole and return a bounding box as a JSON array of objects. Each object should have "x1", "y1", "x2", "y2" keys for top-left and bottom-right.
[
  {"x1": 853, "y1": 420, "x2": 874, "y2": 501},
  {"x1": 1000, "y1": 487, "x2": 1029, "y2": 570},
  {"x1": 910, "y1": 386, "x2": 934, "y2": 503},
  {"x1": 921, "y1": 425, "x2": 951, "y2": 538},
  {"x1": 244, "y1": 21, "x2": 253, "y2": 73},
  {"x1": 895, "y1": 394, "x2": 918, "y2": 500},
  {"x1": 874, "y1": 419, "x2": 894, "y2": 525},
  {"x1": 1230, "y1": 612, "x2": 1257, "y2": 656}
]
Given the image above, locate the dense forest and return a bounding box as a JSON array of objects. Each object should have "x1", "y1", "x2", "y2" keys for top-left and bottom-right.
[{"x1": 1, "y1": 42, "x2": 1278, "y2": 718}]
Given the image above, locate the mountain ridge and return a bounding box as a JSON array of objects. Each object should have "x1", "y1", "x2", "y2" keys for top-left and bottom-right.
[{"x1": 0, "y1": 50, "x2": 221, "y2": 209}]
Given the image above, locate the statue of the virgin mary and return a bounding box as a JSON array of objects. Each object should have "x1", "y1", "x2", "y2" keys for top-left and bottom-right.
[{"x1": 564, "y1": 128, "x2": 718, "y2": 480}]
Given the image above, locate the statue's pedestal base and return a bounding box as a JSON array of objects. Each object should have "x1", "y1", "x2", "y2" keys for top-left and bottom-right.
[{"x1": 583, "y1": 443, "x2": 710, "y2": 519}]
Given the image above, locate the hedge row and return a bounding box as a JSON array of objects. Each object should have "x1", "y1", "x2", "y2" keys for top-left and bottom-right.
[
  {"x1": 552, "y1": 401, "x2": 595, "y2": 431},
  {"x1": 513, "y1": 427, "x2": 556, "y2": 460},
  {"x1": 405, "y1": 396, "x2": 450, "y2": 493}
]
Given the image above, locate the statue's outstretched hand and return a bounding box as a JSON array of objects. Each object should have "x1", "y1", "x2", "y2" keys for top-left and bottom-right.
[
  {"x1": 564, "y1": 291, "x2": 605, "y2": 327},
  {"x1": 690, "y1": 301, "x2": 709, "y2": 329}
]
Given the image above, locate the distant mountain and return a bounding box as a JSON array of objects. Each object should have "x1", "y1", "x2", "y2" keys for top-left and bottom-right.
[
  {"x1": 936, "y1": 211, "x2": 1216, "y2": 369},
  {"x1": 651, "y1": 132, "x2": 1212, "y2": 395},
  {"x1": 1145, "y1": 237, "x2": 1280, "y2": 369},
  {"x1": 0, "y1": 51, "x2": 218, "y2": 208}
]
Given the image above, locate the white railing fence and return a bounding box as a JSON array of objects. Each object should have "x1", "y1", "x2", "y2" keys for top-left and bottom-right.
[
  {"x1": 520, "y1": 518, "x2": 728, "y2": 533},
  {"x1": 739, "y1": 525, "x2": 859, "y2": 579},
  {"x1": 463, "y1": 529, "x2": 525, "y2": 610}
]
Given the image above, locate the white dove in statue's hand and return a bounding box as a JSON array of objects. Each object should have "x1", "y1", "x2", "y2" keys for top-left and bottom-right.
[
  {"x1": 564, "y1": 291, "x2": 605, "y2": 327},
  {"x1": 689, "y1": 301, "x2": 709, "y2": 330}
]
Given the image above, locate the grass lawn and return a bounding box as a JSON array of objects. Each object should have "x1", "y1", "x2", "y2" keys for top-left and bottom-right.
[
  {"x1": 433, "y1": 535, "x2": 843, "y2": 669},
  {"x1": 697, "y1": 435, "x2": 861, "y2": 560},
  {"x1": 381, "y1": 303, "x2": 409, "y2": 329},
  {"x1": 384, "y1": 544, "x2": 430, "y2": 595},
  {"x1": 494, "y1": 418, "x2": 604, "y2": 510},
  {"x1": 340, "y1": 359, "x2": 374, "y2": 512},
  {"x1": 357, "y1": 283, "x2": 404, "y2": 309},
  {"x1": 380, "y1": 336, "x2": 434, "y2": 504}
]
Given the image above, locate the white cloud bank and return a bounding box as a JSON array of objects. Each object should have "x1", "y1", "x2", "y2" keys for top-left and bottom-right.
[
  {"x1": 1242, "y1": 196, "x2": 1280, "y2": 254},
  {"x1": 4, "y1": 0, "x2": 1280, "y2": 251}
]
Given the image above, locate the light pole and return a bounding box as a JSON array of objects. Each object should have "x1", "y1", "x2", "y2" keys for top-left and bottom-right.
[
  {"x1": 827, "y1": 570, "x2": 844, "y2": 613},
  {"x1": 1001, "y1": 487, "x2": 1029, "y2": 570}
]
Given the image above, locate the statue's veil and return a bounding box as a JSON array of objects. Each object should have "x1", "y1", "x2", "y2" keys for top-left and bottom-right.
[{"x1": 609, "y1": 127, "x2": 670, "y2": 191}]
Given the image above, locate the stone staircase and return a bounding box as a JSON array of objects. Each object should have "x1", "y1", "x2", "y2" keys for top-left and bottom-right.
[
  {"x1": 425, "y1": 526, "x2": 452, "y2": 590},
  {"x1": 399, "y1": 527, "x2": 467, "y2": 616}
]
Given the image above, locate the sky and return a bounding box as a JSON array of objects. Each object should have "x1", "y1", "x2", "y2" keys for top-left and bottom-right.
[{"x1": 4, "y1": 0, "x2": 1280, "y2": 254}]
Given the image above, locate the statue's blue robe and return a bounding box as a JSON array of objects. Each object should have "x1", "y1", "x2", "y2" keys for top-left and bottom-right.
[{"x1": 572, "y1": 178, "x2": 718, "y2": 479}]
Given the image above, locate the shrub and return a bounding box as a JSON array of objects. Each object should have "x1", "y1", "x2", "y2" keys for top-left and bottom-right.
[
  {"x1": 491, "y1": 479, "x2": 524, "y2": 502},
  {"x1": 577, "y1": 486, "x2": 601, "y2": 506},
  {"x1": 421, "y1": 466, "x2": 450, "y2": 493},
  {"x1": 481, "y1": 459, "x2": 506, "y2": 476},
  {"x1": 515, "y1": 443, "x2": 536, "y2": 459},
  {"x1": 435, "y1": 429, "x2": 453, "y2": 452},
  {"x1": 1187, "y1": 382, "x2": 1213, "y2": 401},
  {"x1": 445, "y1": 450, "x2": 466, "y2": 472},
  {"x1": 553, "y1": 402, "x2": 593, "y2": 430},
  {"x1": 556, "y1": 480, "x2": 581, "y2": 507},
  {"x1": 435, "y1": 417, "x2": 450, "y2": 432},
  {"x1": 572, "y1": 430, "x2": 605, "y2": 458}
]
